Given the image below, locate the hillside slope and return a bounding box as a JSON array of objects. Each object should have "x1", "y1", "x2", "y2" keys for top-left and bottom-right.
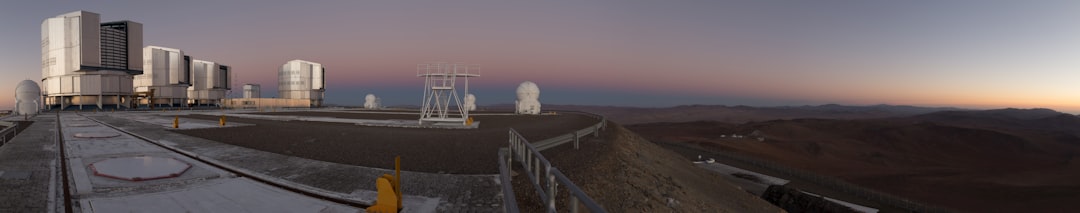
[
  {"x1": 628, "y1": 110, "x2": 1080, "y2": 212},
  {"x1": 514, "y1": 122, "x2": 783, "y2": 212}
]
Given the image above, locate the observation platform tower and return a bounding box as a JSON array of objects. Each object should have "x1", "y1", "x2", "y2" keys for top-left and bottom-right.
[{"x1": 417, "y1": 62, "x2": 479, "y2": 125}]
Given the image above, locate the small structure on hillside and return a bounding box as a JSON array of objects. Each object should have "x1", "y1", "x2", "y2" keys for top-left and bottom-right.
[
  {"x1": 750, "y1": 130, "x2": 765, "y2": 142},
  {"x1": 515, "y1": 81, "x2": 541, "y2": 115},
  {"x1": 364, "y1": 94, "x2": 381, "y2": 109}
]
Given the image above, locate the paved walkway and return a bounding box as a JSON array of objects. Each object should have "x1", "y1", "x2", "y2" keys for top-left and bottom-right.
[{"x1": 0, "y1": 115, "x2": 59, "y2": 212}]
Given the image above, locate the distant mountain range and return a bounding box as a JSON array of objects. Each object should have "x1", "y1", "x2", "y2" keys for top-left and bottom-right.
[{"x1": 535, "y1": 104, "x2": 964, "y2": 124}]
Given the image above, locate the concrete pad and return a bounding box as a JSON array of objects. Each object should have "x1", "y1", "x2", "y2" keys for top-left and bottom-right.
[
  {"x1": 84, "y1": 178, "x2": 359, "y2": 213},
  {"x1": 89, "y1": 156, "x2": 191, "y2": 181},
  {"x1": 74, "y1": 132, "x2": 120, "y2": 138}
]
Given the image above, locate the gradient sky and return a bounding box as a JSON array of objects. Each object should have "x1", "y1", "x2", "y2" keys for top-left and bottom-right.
[{"x1": 2, "y1": 0, "x2": 1078, "y2": 113}]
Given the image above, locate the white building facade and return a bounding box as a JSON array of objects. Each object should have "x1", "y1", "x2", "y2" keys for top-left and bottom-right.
[
  {"x1": 243, "y1": 84, "x2": 260, "y2": 98},
  {"x1": 41, "y1": 11, "x2": 143, "y2": 110},
  {"x1": 187, "y1": 60, "x2": 230, "y2": 106},
  {"x1": 135, "y1": 46, "x2": 190, "y2": 107},
  {"x1": 278, "y1": 60, "x2": 325, "y2": 107}
]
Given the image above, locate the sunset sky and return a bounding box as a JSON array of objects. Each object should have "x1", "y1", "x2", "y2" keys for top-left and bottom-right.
[{"x1": 2, "y1": 1, "x2": 1078, "y2": 113}]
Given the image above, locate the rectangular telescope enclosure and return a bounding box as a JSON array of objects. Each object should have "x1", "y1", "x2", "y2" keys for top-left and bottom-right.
[
  {"x1": 187, "y1": 60, "x2": 231, "y2": 106},
  {"x1": 135, "y1": 46, "x2": 191, "y2": 106},
  {"x1": 41, "y1": 11, "x2": 143, "y2": 110},
  {"x1": 278, "y1": 60, "x2": 325, "y2": 107},
  {"x1": 243, "y1": 84, "x2": 261, "y2": 99}
]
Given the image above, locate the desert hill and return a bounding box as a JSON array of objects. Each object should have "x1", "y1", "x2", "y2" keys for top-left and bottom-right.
[
  {"x1": 627, "y1": 108, "x2": 1080, "y2": 212},
  {"x1": 513, "y1": 121, "x2": 784, "y2": 212}
]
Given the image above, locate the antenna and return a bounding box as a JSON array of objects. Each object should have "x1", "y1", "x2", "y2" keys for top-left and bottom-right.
[{"x1": 416, "y1": 62, "x2": 480, "y2": 125}]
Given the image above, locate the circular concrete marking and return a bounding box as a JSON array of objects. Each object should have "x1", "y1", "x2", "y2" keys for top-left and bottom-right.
[
  {"x1": 67, "y1": 123, "x2": 96, "y2": 127},
  {"x1": 90, "y1": 156, "x2": 191, "y2": 181},
  {"x1": 74, "y1": 132, "x2": 121, "y2": 138}
]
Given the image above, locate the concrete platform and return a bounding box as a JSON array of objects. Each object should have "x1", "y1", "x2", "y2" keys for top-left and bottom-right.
[
  {"x1": 58, "y1": 113, "x2": 362, "y2": 212},
  {"x1": 84, "y1": 178, "x2": 356, "y2": 213}
]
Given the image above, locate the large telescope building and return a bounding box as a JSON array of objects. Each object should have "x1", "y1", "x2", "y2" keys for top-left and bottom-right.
[
  {"x1": 135, "y1": 46, "x2": 191, "y2": 107},
  {"x1": 41, "y1": 11, "x2": 143, "y2": 110},
  {"x1": 279, "y1": 60, "x2": 325, "y2": 107},
  {"x1": 187, "y1": 60, "x2": 231, "y2": 106}
]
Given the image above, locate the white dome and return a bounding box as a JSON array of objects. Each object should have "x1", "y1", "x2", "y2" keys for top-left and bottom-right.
[
  {"x1": 363, "y1": 94, "x2": 380, "y2": 109},
  {"x1": 515, "y1": 81, "x2": 541, "y2": 115},
  {"x1": 463, "y1": 94, "x2": 476, "y2": 111},
  {"x1": 516, "y1": 81, "x2": 539, "y2": 100},
  {"x1": 15, "y1": 80, "x2": 41, "y2": 116}
]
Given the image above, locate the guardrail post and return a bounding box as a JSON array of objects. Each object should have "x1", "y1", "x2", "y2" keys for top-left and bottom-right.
[
  {"x1": 533, "y1": 157, "x2": 541, "y2": 186},
  {"x1": 547, "y1": 167, "x2": 556, "y2": 211},
  {"x1": 573, "y1": 132, "x2": 580, "y2": 149},
  {"x1": 570, "y1": 196, "x2": 580, "y2": 213}
]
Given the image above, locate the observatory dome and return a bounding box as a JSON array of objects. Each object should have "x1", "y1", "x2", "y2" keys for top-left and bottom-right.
[
  {"x1": 15, "y1": 80, "x2": 41, "y2": 116},
  {"x1": 364, "y1": 94, "x2": 381, "y2": 109},
  {"x1": 463, "y1": 94, "x2": 476, "y2": 111},
  {"x1": 515, "y1": 81, "x2": 541, "y2": 115}
]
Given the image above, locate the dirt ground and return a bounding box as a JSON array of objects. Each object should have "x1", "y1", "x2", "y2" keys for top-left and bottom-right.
[
  {"x1": 171, "y1": 112, "x2": 598, "y2": 174},
  {"x1": 512, "y1": 122, "x2": 783, "y2": 213},
  {"x1": 629, "y1": 119, "x2": 1080, "y2": 212}
]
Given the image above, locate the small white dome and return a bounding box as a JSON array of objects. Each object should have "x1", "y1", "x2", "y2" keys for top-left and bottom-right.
[
  {"x1": 463, "y1": 94, "x2": 476, "y2": 111},
  {"x1": 15, "y1": 80, "x2": 41, "y2": 116},
  {"x1": 515, "y1": 81, "x2": 541, "y2": 115},
  {"x1": 516, "y1": 81, "x2": 539, "y2": 100},
  {"x1": 363, "y1": 94, "x2": 380, "y2": 109}
]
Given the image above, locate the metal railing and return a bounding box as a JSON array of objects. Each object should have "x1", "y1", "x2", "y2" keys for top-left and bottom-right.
[
  {"x1": 0, "y1": 121, "x2": 19, "y2": 147},
  {"x1": 497, "y1": 148, "x2": 520, "y2": 213},
  {"x1": 501, "y1": 128, "x2": 606, "y2": 213},
  {"x1": 532, "y1": 112, "x2": 606, "y2": 151}
]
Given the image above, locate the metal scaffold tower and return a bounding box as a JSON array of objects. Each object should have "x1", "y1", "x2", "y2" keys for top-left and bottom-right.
[{"x1": 417, "y1": 62, "x2": 480, "y2": 125}]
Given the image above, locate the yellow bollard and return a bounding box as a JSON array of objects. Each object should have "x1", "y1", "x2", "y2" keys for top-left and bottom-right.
[
  {"x1": 173, "y1": 116, "x2": 179, "y2": 129},
  {"x1": 366, "y1": 156, "x2": 403, "y2": 213},
  {"x1": 465, "y1": 117, "x2": 474, "y2": 126},
  {"x1": 219, "y1": 115, "x2": 226, "y2": 126}
]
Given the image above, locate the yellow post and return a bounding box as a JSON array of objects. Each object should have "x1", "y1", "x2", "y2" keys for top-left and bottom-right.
[
  {"x1": 395, "y1": 156, "x2": 402, "y2": 209},
  {"x1": 465, "y1": 117, "x2": 474, "y2": 126},
  {"x1": 219, "y1": 115, "x2": 226, "y2": 126},
  {"x1": 173, "y1": 116, "x2": 179, "y2": 129}
]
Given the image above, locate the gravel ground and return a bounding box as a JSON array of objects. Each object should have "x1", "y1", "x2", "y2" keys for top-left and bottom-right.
[{"x1": 173, "y1": 112, "x2": 599, "y2": 174}]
